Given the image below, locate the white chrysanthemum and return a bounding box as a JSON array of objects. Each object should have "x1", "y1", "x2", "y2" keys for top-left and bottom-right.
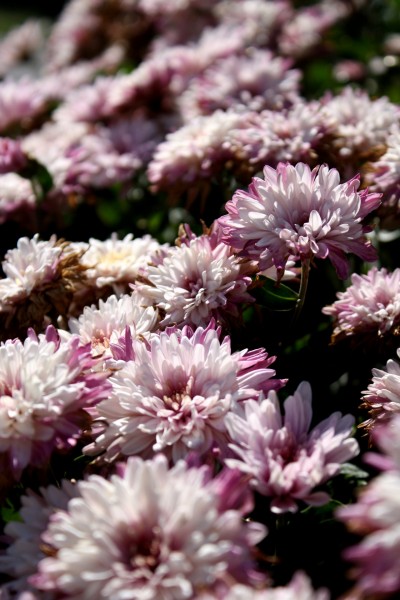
[
  {"x1": 81, "y1": 233, "x2": 165, "y2": 294},
  {"x1": 0, "y1": 235, "x2": 62, "y2": 306},
  {"x1": 321, "y1": 87, "x2": 400, "y2": 158},
  {"x1": 33, "y1": 456, "x2": 266, "y2": 599},
  {"x1": 0, "y1": 173, "x2": 35, "y2": 224},
  {"x1": 86, "y1": 323, "x2": 284, "y2": 463},
  {"x1": 68, "y1": 291, "x2": 159, "y2": 355},
  {"x1": 137, "y1": 227, "x2": 254, "y2": 328},
  {"x1": 0, "y1": 481, "x2": 77, "y2": 596},
  {"x1": 322, "y1": 267, "x2": 400, "y2": 342},
  {"x1": 0, "y1": 326, "x2": 110, "y2": 480},
  {"x1": 147, "y1": 110, "x2": 254, "y2": 189}
]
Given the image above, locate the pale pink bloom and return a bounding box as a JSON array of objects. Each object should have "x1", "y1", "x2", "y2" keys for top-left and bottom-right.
[
  {"x1": 220, "y1": 162, "x2": 381, "y2": 281},
  {"x1": 147, "y1": 109, "x2": 255, "y2": 191},
  {"x1": 320, "y1": 87, "x2": 400, "y2": 160},
  {"x1": 86, "y1": 321, "x2": 285, "y2": 463},
  {"x1": 278, "y1": 1, "x2": 349, "y2": 58},
  {"x1": 139, "y1": 0, "x2": 215, "y2": 15},
  {"x1": 179, "y1": 49, "x2": 300, "y2": 119},
  {"x1": 0, "y1": 77, "x2": 50, "y2": 135},
  {"x1": 365, "y1": 125, "x2": 400, "y2": 217},
  {"x1": 0, "y1": 20, "x2": 43, "y2": 78},
  {"x1": 322, "y1": 267, "x2": 400, "y2": 342},
  {"x1": 361, "y1": 347, "x2": 400, "y2": 428},
  {"x1": 68, "y1": 291, "x2": 159, "y2": 356},
  {"x1": 215, "y1": 0, "x2": 292, "y2": 48},
  {"x1": 81, "y1": 233, "x2": 166, "y2": 295},
  {"x1": 137, "y1": 224, "x2": 255, "y2": 328},
  {"x1": 0, "y1": 481, "x2": 77, "y2": 596},
  {"x1": 337, "y1": 433, "x2": 400, "y2": 599},
  {"x1": 197, "y1": 571, "x2": 329, "y2": 599},
  {"x1": 0, "y1": 325, "x2": 110, "y2": 480},
  {"x1": 0, "y1": 138, "x2": 27, "y2": 173},
  {"x1": 0, "y1": 173, "x2": 35, "y2": 225},
  {"x1": 230, "y1": 101, "x2": 327, "y2": 170},
  {"x1": 225, "y1": 381, "x2": 359, "y2": 513},
  {"x1": 33, "y1": 455, "x2": 266, "y2": 598}
]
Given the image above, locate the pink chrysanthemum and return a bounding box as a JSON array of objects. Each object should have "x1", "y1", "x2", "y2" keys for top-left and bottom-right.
[
  {"x1": 137, "y1": 224, "x2": 255, "y2": 328},
  {"x1": 225, "y1": 381, "x2": 359, "y2": 513},
  {"x1": 361, "y1": 347, "x2": 400, "y2": 429},
  {"x1": 322, "y1": 267, "x2": 400, "y2": 344},
  {"x1": 68, "y1": 291, "x2": 159, "y2": 356},
  {"x1": 179, "y1": 49, "x2": 300, "y2": 119},
  {"x1": 0, "y1": 481, "x2": 77, "y2": 597},
  {"x1": 86, "y1": 321, "x2": 285, "y2": 463},
  {"x1": 0, "y1": 325, "x2": 110, "y2": 481},
  {"x1": 220, "y1": 162, "x2": 381, "y2": 281},
  {"x1": 32, "y1": 456, "x2": 266, "y2": 598},
  {"x1": 197, "y1": 571, "x2": 329, "y2": 600},
  {"x1": 337, "y1": 418, "x2": 400, "y2": 598}
]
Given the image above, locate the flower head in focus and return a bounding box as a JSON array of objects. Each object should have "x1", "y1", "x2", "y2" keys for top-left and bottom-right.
[
  {"x1": 32, "y1": 455, "x2": 266, "y2": 599},
  {"x1": 225, "y1": 381, "x2": 359, "y2": 513},
  {"x1": 322, "y1": 267, "x2": 400, "y2": 347},
  {"x1": 220, "y1": 162, "x2": 381, "y2": 282},
  {"x1": 0, "y1": 326, "x2": 110, "y2": 483},
  {"x1": 86, "y1": 321, "x2": 285, "y2": 464},
  {"x1": 137, "y1": 223, "x2": 255, "y2": 329}
]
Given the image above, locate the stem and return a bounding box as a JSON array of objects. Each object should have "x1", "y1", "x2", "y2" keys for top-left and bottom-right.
[{"x1": 293, "y1": 258, "x2": 311, "y2": 324}]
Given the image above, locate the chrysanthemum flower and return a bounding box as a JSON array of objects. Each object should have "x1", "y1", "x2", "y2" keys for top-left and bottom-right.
[
  {"x1": 197, "y1": 571, "x2": 328, "y2": 599},
  {"x1": 0, "y1": 481, "x2": 77, "y2": 596},
  {"x1": 32, "y1": 456, "x2": 266, "y2": 598},
  {"x1": 0, "y1": 173, "x2": 35, "y2": 226},
  {"x1": 179, "y1": 49, "x2": 300, "y2": 119},
  {"x1": 68, "y1": 291, "x2": 159, "y2": 356},
  {"x1": 322, "y1": 267, "x2": 400, "y2": 344},
  {"x1": 0, "y1": 325, "x2": 110, "y2": 481},
  {"x1": 220, "y1": 162, "x2": 381, "y2": 281},
  {"x1": 86, "y1": 321, "x2": 285, "y2": 463},
  {"x1": 225, "y1": 381, "x2": 359, "y2": 513},
  {"x1": 0, "y1": 235, "x2": 87, "y2": 337},
  {"x1": 137, "y1": 224, "x2": 255, "y2": 328},
  {"x1": 80, "y1": 233, "x2": 166, "y2": 296},
  {"x1": 360, "y1": 347, "x2": 400, "y2": 430},
  {"x1": 337, "y1": 418, "x2": 400, "y2": 598}
]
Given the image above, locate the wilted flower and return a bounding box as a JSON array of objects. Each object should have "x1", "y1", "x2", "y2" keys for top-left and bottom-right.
[
  {"x1": 323, "y1": 267, "x2": 400, "y2": 345},
  {"x1": 32, "y1": 455, "x2": 266, "y2": 598},
  {"x1": 86, "y1": 321, "x2": 285, "y2": 463},
  {"x1": 137, "y1": 224, "x2": 255, "y2": 328},
  {"x1": 0, "y1": 325, "x2": 110, "y2": 482},
  {"x1": 225, "y1": 381, "x2": 359, "y2": 513},
  {"x1": 0, "y1": 235, "x2": 87, "y2": 337},
  {"x1": 220, "y1": 162, "x2": 381, "y2": 281}
]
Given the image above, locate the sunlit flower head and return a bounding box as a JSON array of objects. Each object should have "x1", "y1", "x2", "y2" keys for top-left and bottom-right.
[
  {"x1": 360, "y1": 347, "x2": 400, "y2": 430},
  {"x1": 225, "y1": 381, "x2": 359, "y2": 513},
  {"x1": 221, "y1": 162, "x2": 381, "y2": 281},
  {"x1": 0, "y1": 235, "x2": 87, "y2": 338},
  {"x1": 86, "y1": 321, "x2": 285, "y2": 463},
  {"x1": 137, "y1": 224, "x2": 255, "y2": 328},
  {"x1": 322, "y1": 267, "x2": 400, "y2": 345},
  {"x1": 68, "y1": 291, "x2": 159, "y2": 356},
  {"x1": 179, "y1": 49, "x2": 300, "y2": 119},
  {"x1": 81, "y1": 233, "x2": 166, "y2": 295},
  {"x1": 0, "y1": 326, "x2": 110, "y2": 482},
  {"x1": 0, "y1": 173, "x2": 35, "y2": 226},
  {"x1": 32, "y1": 456, "x2": 266, "y2": 598}
]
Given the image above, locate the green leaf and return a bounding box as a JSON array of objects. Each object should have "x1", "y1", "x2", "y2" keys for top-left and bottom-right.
[{"x1": 251, "y1": 277, "x2": 298, "y2": 311}]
